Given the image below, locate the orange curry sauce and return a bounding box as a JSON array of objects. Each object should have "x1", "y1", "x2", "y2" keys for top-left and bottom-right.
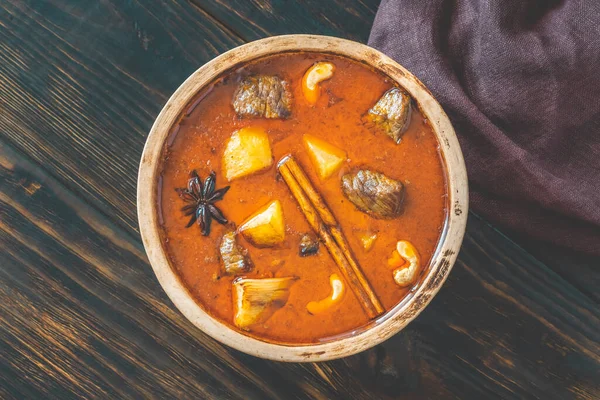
[{"x1": 158, "y1": 53, "x2": 447, "y2": 344}]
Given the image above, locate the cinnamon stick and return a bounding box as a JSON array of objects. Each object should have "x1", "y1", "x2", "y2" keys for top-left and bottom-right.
[
  {"x1": 277, "y1": 155, "x2": 384, "y2": 319},
  {"x1": 284, "y1": 157, "x2": 384, "y2": 314}
]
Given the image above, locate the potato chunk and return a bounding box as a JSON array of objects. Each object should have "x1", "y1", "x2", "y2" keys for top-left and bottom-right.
[
  {"x1": 303, "y1": 134, "x2": 347, "y2": 180},
  {"x1": 239, "y1": 200, "x2": 285, "y2": 247},
  {"x1": 223, "y1": 127, "x2": 273, "y2": 181}
]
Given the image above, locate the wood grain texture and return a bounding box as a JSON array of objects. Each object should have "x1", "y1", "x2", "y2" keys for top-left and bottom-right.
[
  {"x1": 504, "y1": 229, "x2": 600, "y2": 305},
  {"x1": 1, "y1": 140, "x2": 599, "y2": 399},
  {"x1": 0, "y1": 0, "x2": 243, "y2": 236},
  {"x1": 189, "y1": 0, "x2": 379, "y2": 42},
  {"x1": 1, "y1": 0, "x2": 599, "y2": 398}
]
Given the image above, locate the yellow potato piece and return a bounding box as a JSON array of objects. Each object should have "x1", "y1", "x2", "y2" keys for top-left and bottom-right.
[
  {"x1": 302, "y1": 62, "x2": 335, "y2": 104},
  {"x1": 239, "y1": 200, "x2": 285, "y2": 247},
  {"x1": 303, "y1": 134, "x2": 347, "y2": 180},
  {"x1": 223, "y1": 127, "x2": 273, "y2": 181},
  {"x1": 306, "y1": 274, "x2": 346, "y2": 315}
]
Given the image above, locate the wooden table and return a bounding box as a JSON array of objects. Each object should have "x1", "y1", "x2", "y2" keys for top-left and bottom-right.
[{"x1": 1, "y1": 1, "x2": 598, "y2": 398}]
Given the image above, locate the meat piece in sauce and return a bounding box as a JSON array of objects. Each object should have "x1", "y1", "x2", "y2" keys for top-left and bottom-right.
[
  {"x1": 232, "y1": 75, "x2": 292, "y2": 119},
  {"x1": 363, "y1": 88, "x2": 412, "y2": 144},
  {"x1": 219, "y1": 231, "x2": 252, "y2": 275},
  {"x1": 299, "y1": 233, "x2": 319, "y2": 257},
  {"x1": 341, "y1": 169, "x2": 405, "y2": 219}
]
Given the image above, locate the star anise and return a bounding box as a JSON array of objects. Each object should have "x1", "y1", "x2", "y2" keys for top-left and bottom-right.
[{"x1": 176, "y1": 170, "x2": 230, "y2": 236}]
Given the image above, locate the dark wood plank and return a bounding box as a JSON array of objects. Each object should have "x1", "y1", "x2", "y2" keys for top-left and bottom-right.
[
  {"x1": 1, "y1": 141, "x2": 598, "y2": 399},
  {"x1": 501, "y1": 229, "x2": 600, "y2": 304},
  {"x1": 0, "y1": 0, "x2": 243, "y2": 236},
  {"x1": 190, "y1": 0, "x2": 379, "y2": 43}
]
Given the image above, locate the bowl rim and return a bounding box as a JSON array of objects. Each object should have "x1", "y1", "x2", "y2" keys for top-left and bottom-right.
[{"x1": 137, "y1": 34, "x2": 468, "y2": 362}]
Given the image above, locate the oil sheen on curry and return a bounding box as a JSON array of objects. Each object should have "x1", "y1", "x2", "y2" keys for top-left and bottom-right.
[{"x1": 158, "y1": 53, "x2": 447, "y2": 344}]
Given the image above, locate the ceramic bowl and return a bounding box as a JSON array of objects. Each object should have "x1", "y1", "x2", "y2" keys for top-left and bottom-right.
[{"x1": 137, "y1": 35, "x2": 468, "y2": 362}]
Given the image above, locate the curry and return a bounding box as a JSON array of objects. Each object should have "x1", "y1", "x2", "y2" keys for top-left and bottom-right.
[{"x1": 158, "y1": 52, "x2": 447, "y2": 344}]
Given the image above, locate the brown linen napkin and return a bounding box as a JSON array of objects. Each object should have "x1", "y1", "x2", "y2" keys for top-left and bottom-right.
[{"x1": 369, "y1": 0, "x2": 600, "y2": 256}]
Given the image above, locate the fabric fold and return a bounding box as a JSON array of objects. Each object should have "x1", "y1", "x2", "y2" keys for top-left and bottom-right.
[{"x1": 369, "y1": 0, "x2": 600, "y2": 255}]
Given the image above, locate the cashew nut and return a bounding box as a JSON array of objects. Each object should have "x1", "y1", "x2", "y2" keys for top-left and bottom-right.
[
  {"x1": 306, "y1": 273, "x2": 346, "y2": 314},
  {"x1": 389, "y1": 240, "x2": 420, "y2": 287},
  {"x1": 302, "y1": 62, "x2": 335, "y2": 104}
]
